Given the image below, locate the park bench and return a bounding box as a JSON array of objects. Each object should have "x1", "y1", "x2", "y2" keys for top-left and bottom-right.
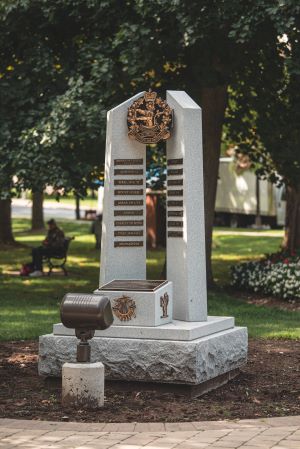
[{"x1": 43, "y1": 237, "x2": 74, "y2": 276}]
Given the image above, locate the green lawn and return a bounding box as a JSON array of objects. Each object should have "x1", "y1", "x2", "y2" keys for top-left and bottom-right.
[
  {"x1": 0, "y1": 220, "x2": 299, "y2": 341},
  {"x1": 44, "y1": 194, "x2": 98, "y2": 209}
]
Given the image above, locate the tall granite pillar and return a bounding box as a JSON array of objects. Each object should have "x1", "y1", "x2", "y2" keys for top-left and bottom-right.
[
  {"x1": 100, "y1": 93, "x2": 146, "y2": 286},
  {"x1": 166, "y1": 91, "x2": 207, "y2": 321}
]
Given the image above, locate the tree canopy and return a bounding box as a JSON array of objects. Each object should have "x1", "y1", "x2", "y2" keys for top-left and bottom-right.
[{"x1": 1, "y1": 0, "x2": 300, "y2": 254}]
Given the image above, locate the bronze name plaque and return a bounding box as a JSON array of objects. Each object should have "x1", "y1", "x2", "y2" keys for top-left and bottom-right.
[
  {"x1": 167, "y1": 179, "x2": 183, "y2": 186},
  {"x1": 114, "y1": 220, "x2": 143, "y2": 226},
  {"x1": 114, "y1": 189, "x2": 143, "y2": 196},
  {"x1": 114, "y1": 230, "x2": 143, "y2": 237},
  {"x1": 168, "y1": 168, "x2": 183, "y2": 176},
  {"x1": 114, "y1": 210, "x2": 143, "y2": 216},
  {"x1": 168, "y1": 210, "x2": 183, "y2": 217},
  {"x1": 168, "y1": 189, "x2": 183, "y2": 197},
  {"x1": 114, "y1": 241, "x2": 143, "y2": 247},
  {"x1": 168, "y1": 221, "x2": 183, "y2": 227},
  {"x1": 100, "y1": 279, "x2": 168, "y2": 292},
  {"x1": 114, "y1": 200, "x2": 143, "y2": 206},
  {"x1": 114, "y1": 169, "x2": 143, "y2": 175},
  {"x1": 114, "y1": 158, "x2": 143, "y2": 165},
  {"x1": 168, "y1": 231, "x2": 183, "y2": 238},
  {"x1": 168, "y1": 200, "x2": 183, "y2": 207},
  {"x1": 114, "y1": 179, "x2": 143, "y2": 186},
  {"x1": 167, "y1": 158, "x2": 183, "y2": 166}
]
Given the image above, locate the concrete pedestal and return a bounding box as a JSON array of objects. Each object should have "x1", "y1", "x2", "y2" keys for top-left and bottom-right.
[{"x1": 62, "y1": 362, "x2": 104, "y2": 409}]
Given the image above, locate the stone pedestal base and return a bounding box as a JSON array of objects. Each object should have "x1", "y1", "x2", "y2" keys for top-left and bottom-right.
[
  {"x1": 39, "y1": 326, "x2": 248, "y2": 390},
  {"x1": 62, "y1": 362, "x2": 104, "y2": 409}
]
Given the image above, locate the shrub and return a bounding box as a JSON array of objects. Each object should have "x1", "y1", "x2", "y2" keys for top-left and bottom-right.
[{"x1": 231, "y1": 250, "x2": 300, "y2": 300}]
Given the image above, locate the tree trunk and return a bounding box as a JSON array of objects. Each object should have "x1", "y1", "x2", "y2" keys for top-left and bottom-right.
[
  {"x1": 31, "y1": 191, "x2": 45, "y2": 230},
  {"x1": 200, "y1": 85, "x2": 228, "y2": 286},
  {"x1": 75, "y1": 195, "x2": 81, "y2": 220},
  {"x1": 285, "y1": 185, "x2": 300, "y2": 252},
  {"x1": 0, "y1": 198, "x2": 15, "y2": 244}
]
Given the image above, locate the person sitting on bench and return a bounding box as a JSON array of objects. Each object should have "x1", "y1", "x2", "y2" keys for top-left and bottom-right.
[{"x1": 30, "y1": 219, "x2": 65, "y2": 277}]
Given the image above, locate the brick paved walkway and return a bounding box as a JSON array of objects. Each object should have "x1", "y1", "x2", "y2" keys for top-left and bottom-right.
[{"x1": 0, "y1": 416, "x2": 299, "y2": 449}]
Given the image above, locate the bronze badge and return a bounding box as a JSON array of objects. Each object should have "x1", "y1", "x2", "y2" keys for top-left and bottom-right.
[
  {"x1": 160, "y1": 293, "x2": 169, "y2": 318},
  {"x1": 127, "y1": 90, "x2": 173, "y2": 144},
  {"x1": 112, "y1": 295, "x2": 136, "y2": 321}
]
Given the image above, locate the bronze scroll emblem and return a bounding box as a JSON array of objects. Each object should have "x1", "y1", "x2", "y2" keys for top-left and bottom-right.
[
  {"x1": 127, "y1": 90, "x2": 173, "y2": 144},
  {"x1": 160, "y1": 292, "x2": 169, "y2": 318},
  {"x1": 112, "y1": 295, "x2": 136, "y2": 321}
]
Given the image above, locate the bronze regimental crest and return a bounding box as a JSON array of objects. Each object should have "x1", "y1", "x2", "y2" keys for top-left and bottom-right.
[
  {"x1": 160, "y1": 292, "x2": 169, "y2": 319},
  {"x1": 127, "y1": 90, "x2": 173, "y2": 144},
  {"x1": 112, "y1": 295, "x2": 136, "y2": 321}
]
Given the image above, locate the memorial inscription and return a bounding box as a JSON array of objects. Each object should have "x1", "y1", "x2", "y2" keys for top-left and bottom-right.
[
  {"x1": 114, "y1": 189, "x2": 143, "y2": 196},
  {"x1": 168, "y1": 210, "x2": 183, "y2": 217},
  {"x1": 114, "y1": 230, "x2": 143, "y2": 237},
  {"x1": 168, "y1": 221, "x2": 183, "y2": 227},
  {"x1": 167, "y1": 156, "x2": 184, "y2": 238},
  {"x1": 114, "y1": 241, "x2": 143, "y2": 247},
  {"x1": 167, "y1": 200, "x2": 183, "y2": 207},
  {"x1": 114, "y1": 200, "x2": 143, "y2": 206},
  {"x1": 114, "y1": 210, "x2": 143, "y2": 216},
  {"x1": 114, "y1": 169, "x2": 143, "y2": 175},
  {"x1": 114, "y1": 220, "x2": 143, "y2": 226},
  {"x1": 168, "y1": 168, "x2": 183, "y2": 176},
  {"x1": 168, "y1": 158, "x2": 183, "y2": 166},
  {"x1": 167, "y1": 179, "x2": 183, "y2": 186},
  {"x1": 168, "y1": 190, "x2": 183, "y2": 197},
  {"x1": 114, "y1": 158, "x2": 143, "y2": 166},
  {"x1": 168, "y1": 231, "x2": 183, "y2": 238},
  {"x1": 114, "y1": 179, "x2": 143, "y2": 186}
]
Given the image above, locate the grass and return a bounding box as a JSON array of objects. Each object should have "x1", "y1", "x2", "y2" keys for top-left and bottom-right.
[
  {"x1": 0, "y1": 219, "x2": 299, "y2": 341},
  {"x1": 43, "y1": 193, "x2": 98, "y2": 209}
]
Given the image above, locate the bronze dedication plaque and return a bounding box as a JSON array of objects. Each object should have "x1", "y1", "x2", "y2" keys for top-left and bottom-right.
[
  {"x1": 114, "y1": 169, "x2": 143, "y2": 175},
  {"x1": 114, "y1": 230, "x2": 143, "y2": 237},
  {"x1": 167, "y1": 158, "x2": 183, "y2": 166},
  {"x1": 114, "y1": 241, "x2": 143, "y2": 248},
  {"x1": 168, "y1": 210, "x2": 183, "y2": 217},
  {"x1": 168, "y1": 168, "x2": 183, "y2": 176},
  {"x1": 114, "y1": 220, "x2": 143, "y2": 226},
  {"x1": 114, "y1": 189, "x2": 143, "y2": 196},
  {"x1": 114, "y1": 158, "x2": 143, "y2": 166},
  {"x1": 114, "y1": 179, "x2": 143, "y2": 186},
  {"x1": 114, "y1": 210, "x2": 143, "y2": 216},
  {"x1": 168, "y1": 200, "x2": 183, "y2": 207},
  {"x1": 114, "y1": 200, "x2": 143, "y2": 206},
  {"x1": 168, "y1": 221, "x2": 183, "y2": 227},
  {"x1": 168, "y1": 190, "x2": 183, "y2": 197},
  {"x1": 100, "y1": 279, "x2": 168, "y2": 292},
  {"x1": 167, "y1": 179, "x2": 183, "y2": 186},
  {"x1": 168, "y1": 231, "x2": 183, "y2": 238}
]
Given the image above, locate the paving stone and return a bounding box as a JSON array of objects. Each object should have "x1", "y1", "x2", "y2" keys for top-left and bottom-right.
[{"x1": 0, "y1": 416, "x2": 299, "y2": 449}]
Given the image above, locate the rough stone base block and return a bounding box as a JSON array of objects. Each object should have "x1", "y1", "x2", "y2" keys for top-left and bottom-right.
[
  {"x1": 106, "y1": 368, "x2": 240, "y2": 398},
  {"x1": 62, "y1": 362, "x2": 104, "y2": 409},
  {"x1": 39, "y1": 327, "x2": 248, "y2": 387}
]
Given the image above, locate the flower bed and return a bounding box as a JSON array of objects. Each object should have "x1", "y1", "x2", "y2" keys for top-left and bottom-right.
[{"x1": 231, "y1": 250, "x2": 300, "y2": 300}]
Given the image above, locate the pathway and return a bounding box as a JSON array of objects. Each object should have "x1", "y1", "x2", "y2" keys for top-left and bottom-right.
[{"x1": 0, "y1": 416, "x2": 299, "y2": 448}]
